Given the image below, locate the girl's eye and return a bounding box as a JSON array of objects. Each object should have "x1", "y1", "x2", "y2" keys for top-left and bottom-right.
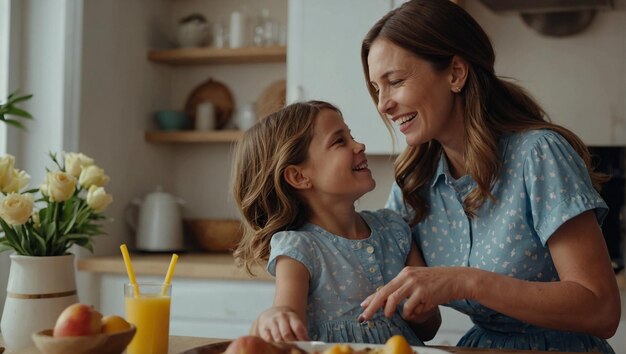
[{"x1": 334, "y1": 138, "x2": 345, "y2": 145}]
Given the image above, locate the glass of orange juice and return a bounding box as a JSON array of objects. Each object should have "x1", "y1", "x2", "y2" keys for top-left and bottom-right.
[{"x1": 124, "y1": 282, "x2": 172, "y2": 354}]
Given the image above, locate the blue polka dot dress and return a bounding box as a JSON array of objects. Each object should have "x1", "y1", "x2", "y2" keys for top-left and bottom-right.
[
  {"x1": 267, "y1": 209, "x2": 424, "y2": 346},
  {"x1": 386, "y1": 130, "x2": 614, "y2": 353}
]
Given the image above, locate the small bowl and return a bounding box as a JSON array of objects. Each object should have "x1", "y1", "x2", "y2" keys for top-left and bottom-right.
[
  {"x1": 184, "y1": 218, "x2": 243, "y2": 252},
  {"x1": 32, "y1": 325, "x2": 136, "y2": 354},
  {"x1": 155, "y1": 110, "x2": 190, "y2": 131}
]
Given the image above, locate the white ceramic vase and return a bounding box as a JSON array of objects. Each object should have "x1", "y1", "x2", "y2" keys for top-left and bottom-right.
[{"x1": 0, "y1": 254, "x2": 79, "y2": 350}]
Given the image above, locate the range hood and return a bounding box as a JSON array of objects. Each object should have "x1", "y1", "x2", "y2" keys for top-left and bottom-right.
[{"x1": 479, "y1": 0, "x2": 613, "y2": 14}]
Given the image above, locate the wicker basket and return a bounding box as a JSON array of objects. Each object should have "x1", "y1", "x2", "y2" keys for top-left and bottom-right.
[{"x1": 184, "y1": 219, "x2": 243, "y2": 252}]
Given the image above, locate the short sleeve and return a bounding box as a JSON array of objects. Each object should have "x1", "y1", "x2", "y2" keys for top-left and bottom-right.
[
  {"x1": 266, "y1": 231, "x2": 318, "y2": 278},
  {"x1": 524, "y1": 132, "x2": 608, "y2": 244},
  {"x1": 384, "y1": 183, "x2": 414, "y2": 222},
  {"x1": 373, "y1": 208, "x2": 412, "y2": 258}
]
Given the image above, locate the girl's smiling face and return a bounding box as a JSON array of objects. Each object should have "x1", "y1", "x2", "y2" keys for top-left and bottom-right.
[
  {"x1": 298, "y1": 108, "x2": 376, "y2": 204},
  {"x1": 367, "y1": 38, "x2": 464, "y2": 149}
]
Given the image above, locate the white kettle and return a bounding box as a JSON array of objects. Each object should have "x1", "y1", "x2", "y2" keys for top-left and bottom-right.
[{"x1": 125, "y1": 186, "x2": 185, "y2": 252}]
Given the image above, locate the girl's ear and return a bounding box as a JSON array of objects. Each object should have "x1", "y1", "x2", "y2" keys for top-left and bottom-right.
[
  {"x1": 449, "y1": 55, "x2": 469, "y2": 92},
  {"x1": 283, "y1": 165, "x2": 311, "y2": 190}
]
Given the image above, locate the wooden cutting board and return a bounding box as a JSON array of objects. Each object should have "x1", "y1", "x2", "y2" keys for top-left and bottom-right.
[{"x1": 180, "y1": 340, "x2": 230, "y2": 354}]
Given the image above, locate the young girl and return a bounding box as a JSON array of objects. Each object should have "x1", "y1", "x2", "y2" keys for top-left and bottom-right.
[{"x1": 232, "y1": 101, "x2": 440, "y2": 345}]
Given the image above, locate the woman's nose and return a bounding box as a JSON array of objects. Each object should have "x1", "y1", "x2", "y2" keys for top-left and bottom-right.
[{"x1": 377, "y1": 90, "x2": 394, "y2": 116}]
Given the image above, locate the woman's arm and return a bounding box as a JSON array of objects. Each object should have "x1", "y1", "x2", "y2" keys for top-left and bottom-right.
[
  {"x1": 361, "y1": 211, "x2": 621, "y2": 338},
  {"x1": 402, "y1": 241, "x2": 441, "y2": 341},
  {"x1": 252, "y1": 256, "x2": 310, "y2": 342}
]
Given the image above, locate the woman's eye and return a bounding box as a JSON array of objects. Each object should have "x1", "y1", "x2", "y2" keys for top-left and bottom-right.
[
  {"x1": 390, "y1": 79, "x2": 403, "y2": 86},
  {"x1": 334, "y1": 138, "x2": 345, "y2": 145}
]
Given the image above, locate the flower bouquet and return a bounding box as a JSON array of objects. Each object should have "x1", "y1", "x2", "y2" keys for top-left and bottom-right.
[{"x1": 0, "y1": 152, "x2": 113, "y2": 256}]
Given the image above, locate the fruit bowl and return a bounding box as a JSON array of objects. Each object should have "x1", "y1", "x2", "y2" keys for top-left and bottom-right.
[{"x1": 31, "y1": 325, "x2": 136, "y2": 354}]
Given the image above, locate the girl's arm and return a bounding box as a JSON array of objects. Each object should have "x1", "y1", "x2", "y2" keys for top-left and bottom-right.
[
  {"x1": 361, "y1": 211, "x2": 621, "y2": 338},
  {"x1": 253, "y1": 256, "x2": 310, "y2": 342},
  {"x1": 402, "y1": 241, "x2": 441, "y2": 341}
]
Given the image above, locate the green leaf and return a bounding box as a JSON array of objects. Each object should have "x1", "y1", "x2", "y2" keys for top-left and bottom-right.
[
  {"x1": 6, "y1": 106, "x2": 33, "y2": 119},
  {"x1": 6, "y1": 92, "x2": 33, "y2": 105},
  {"x1": 2, "y1": 119, "x2": 26, "y2": 129}
]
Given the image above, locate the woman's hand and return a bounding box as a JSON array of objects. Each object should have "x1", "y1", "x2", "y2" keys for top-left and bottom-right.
[
  {"x1": 251, "y1": 306, "x2": 309, "y2": 343},
  {"x1": 359, "y1": 266, "x2": 468, "y2": 322}
]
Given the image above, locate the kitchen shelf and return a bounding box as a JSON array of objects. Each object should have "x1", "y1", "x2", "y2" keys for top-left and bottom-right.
[
  {"x1": 145, "y1": 130, "x2": 243, "y2": 143},
  {"x1": 147, "y1": 46, "x2": 287, "y2": 65}
]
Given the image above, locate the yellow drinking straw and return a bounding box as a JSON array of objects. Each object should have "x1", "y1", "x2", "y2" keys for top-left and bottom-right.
[
  {"x1": 162, "y1": 253, "x2": 179, "y2": 296},
  {"x1": 120, "y1": 244, "x2": 140, "y2": 297}
]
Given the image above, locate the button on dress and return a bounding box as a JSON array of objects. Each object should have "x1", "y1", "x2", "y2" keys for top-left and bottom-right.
[{"x1": 267, "y1": 209, "x2": 424, "y2": 345}]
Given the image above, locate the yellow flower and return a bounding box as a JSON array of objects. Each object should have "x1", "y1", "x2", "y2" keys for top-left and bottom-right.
[
  {"x1": 31, "y1": 210, "x2": 40, "y2": 228},
  {"x1": 64, "y1": 152, "x2": 94, "y2": 178},
  {"x1": 79, "y1": 165, "x2": 110, "y2": 188},
  {"x1": 46, "y1": 171, "x2": 76, "y2": 202},
  {"x1": 1, "y1": 169, "x2": 30, "y2": 193},
  {"x1": 86, "y1": 185, "x2": 113, "y2": 213},
  {"x1": 0, "y1": 193, "x2": 34, "y2": 226},
  {"x1": 0, "y1": 154, "x2": 15, "y2": 191}
]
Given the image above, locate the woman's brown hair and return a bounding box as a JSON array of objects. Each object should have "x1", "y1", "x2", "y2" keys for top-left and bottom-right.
[
  {"x1": 361, "y1": 0, "x2": 605, "y2": 225},
  {"x1": 232, "y1": 100, "x2": 341, "y2": 275}
]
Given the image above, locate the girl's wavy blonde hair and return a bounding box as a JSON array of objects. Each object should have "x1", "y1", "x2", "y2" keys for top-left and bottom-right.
[
  {"x1": 361, "y1": 0, "x2": 606, "y2": 225},
  {"x1": 232, "y1": 100, "x2": 341, "y2": 275}
]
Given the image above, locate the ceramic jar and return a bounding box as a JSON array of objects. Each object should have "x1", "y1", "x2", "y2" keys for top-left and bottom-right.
[{"x1": 0, "y1": 254, "x2": 79, "y2": 350}]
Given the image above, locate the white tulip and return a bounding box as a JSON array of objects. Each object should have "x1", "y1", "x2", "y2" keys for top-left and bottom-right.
[
  {"x1": 46, "y1": 171, "x2": 76, "y2": 202},
  {"x1": 0, "y1": 193, "x2": 34, "y2": 226},
  {"x1": 86, "y1": 185, "x2": 113, "y2": 213},
  {"x1": 0, "y1": 155, "x2": 16, "y2": 191},
  {"x1": 1, "y1": 169, "x2": 30, "y2": 193},
  {"x1": 79, "y1": 165, "x2": 110, "y2": 188},
  {"x1": 64, "y1": 152, "x2": 94, "y2": 178}
]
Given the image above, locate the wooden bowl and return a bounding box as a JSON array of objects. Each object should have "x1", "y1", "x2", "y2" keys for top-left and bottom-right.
[
  {"x1": 32, "y1": 325, "x2": 136, "y2": 354},
  {"x1": 185, "y1": 219, "x2": 243, "y2": 252}
]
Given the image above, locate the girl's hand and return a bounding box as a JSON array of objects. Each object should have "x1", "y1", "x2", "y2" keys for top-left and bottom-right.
[
  {"x1": 252, "y1": 306, "x2": 309, "y2": 343},
  {"x1": 359, "y1": 266, "x2": 467, "y2": 322}
]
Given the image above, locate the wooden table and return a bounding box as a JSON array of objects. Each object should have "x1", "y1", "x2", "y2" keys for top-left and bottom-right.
[{"x1": 0, "y1": 335, "x2": 581, "y2": 354}]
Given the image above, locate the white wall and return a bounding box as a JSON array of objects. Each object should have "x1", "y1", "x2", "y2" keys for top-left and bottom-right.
[
  {"x1": 0, "y1": 0, "x2": 82, "y2": 320},
  {"x1": 465, "y1": 0, "x2": 626, "y2": 146}
]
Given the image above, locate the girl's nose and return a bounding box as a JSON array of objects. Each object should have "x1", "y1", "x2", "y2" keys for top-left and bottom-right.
[{"x1": 353, "y1": 140, "x2": 366, "y2": 154}]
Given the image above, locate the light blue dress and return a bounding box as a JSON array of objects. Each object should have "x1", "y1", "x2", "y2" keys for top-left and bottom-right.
[
  {"x1": 386, "y1": 130, "x2": 615, "y2": 353},
  {"x1": 267, "y1": 209, "x2": 424, "y2": 346}
]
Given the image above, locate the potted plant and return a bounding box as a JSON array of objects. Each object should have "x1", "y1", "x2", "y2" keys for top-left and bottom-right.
[{"x1": 0, "y1": 152, "x2": 113, "y2": 349}]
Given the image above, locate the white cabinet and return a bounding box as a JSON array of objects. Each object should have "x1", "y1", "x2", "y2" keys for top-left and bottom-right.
[
  {"x1": 287, "y1": 0, "x2": 406, "y2": 155},
  {"x1": 97, "y1": 274, "x2": 275, "y2": 339}
]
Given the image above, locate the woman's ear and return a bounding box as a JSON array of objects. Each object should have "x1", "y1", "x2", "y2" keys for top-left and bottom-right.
[
  {"x1": 283, "y1": 165, "x2": 311, "y2": 190},
  {"x1": 449, "y1": 55, "x2": 469, "y2": 93}
]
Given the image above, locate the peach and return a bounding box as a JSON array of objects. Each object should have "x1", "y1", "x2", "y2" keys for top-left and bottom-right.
[
  {"x1": 52, "y1": 303, "x2": 103, "y2": 337},
  {"x1": 101, "y1": 315, "x2": 131, "y2": 334},
  {"x1": 224, "y1": 336, "x2": 307, "y2": 354}
]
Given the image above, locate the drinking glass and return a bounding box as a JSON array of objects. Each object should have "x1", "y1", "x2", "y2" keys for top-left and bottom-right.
[{"x1": 124, "y1": 282, "x2": 172, "y2": 354}]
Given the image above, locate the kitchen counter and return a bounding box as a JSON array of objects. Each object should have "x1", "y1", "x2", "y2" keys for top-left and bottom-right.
[
  {"x1": 0, "y1": 335, "x2": 582, "y2": 354},
  {"x1": 77, "y1": 253, "x2": 273, "y2": 281}
]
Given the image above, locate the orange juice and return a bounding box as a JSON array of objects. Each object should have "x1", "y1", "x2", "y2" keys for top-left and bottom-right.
[{"x1": 124, "y1": 284, "x2": 171, "y2": 354}]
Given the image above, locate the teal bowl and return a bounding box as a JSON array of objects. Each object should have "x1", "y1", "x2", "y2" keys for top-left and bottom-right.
[{"x1": 154, "y1": 110, "x2": 190, "y2": 131}]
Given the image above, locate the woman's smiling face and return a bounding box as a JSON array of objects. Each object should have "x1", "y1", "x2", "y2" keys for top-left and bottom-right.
[{"x1": 367, "y1": 38, "x2": 463, "y2": 148}]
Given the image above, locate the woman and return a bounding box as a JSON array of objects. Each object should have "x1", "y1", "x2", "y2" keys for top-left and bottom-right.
[{"x1": 358, "y1": 0, "x2": 620, "y2": 352}]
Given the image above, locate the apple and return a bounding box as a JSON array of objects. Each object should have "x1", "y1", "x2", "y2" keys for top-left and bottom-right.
[{"x1": 52, "y1": 303, "x2": 103, "y2": 337}]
